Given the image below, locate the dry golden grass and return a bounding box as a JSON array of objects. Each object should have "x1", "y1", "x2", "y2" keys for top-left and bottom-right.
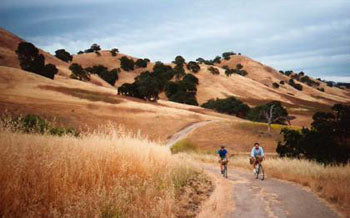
[
  {"x1": 0, "y1": 127, "x2": 200, "y2": 217},
  {"x1": 190, "y1": 153, "x2": 350, "y2": 216},
  {"x1": 186, "y1": 120, "x2": 300, "y2": 153}
]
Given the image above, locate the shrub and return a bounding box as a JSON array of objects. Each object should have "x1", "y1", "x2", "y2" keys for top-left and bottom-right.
[
  {"x1": 95, "y1": 51, "x2": 101, "y2": 56},
  {"x1": 201, "y1": 96, "x2": 250, "y2": 118},
  {"x1": 284, "y1": 70, "x2": 293, "y2": 76},
  {"x1": 171, "y1": 139, "x2": 198, "y2": 154},
  {"x1": 208, "y1": 66, "x2": 220, "y2": 75},
  {"x1": 280, "y1": 80, "x2": 285, "y2": 85},
  {"x1": 43, "y1": 64, "x2": 58, "y2": 79},
  {"x1": 55, "y1": 49, "x2": 73, "y2": 62},
  {"x1": 110, "y1": 48, "x2": 119, "y2": 56},
  {"x1": 317, "y1": 87, "x2": 325, "y2": 92},
  {"x1": 69, "y1": 63, "x2": 90, "y2": 81},
  {"x1": 16, "y1": 42, "x2": 58, "y2": 79},
  {"x1": 289, "y1": 79, "x2": 303, "y2": 91},
  {"x1": 186, "y1": 61, "x2": 200, "y2": 73},
  {"x1": 222, "y1": 51, "x2": 235, "y2": 60},
  {"x1": 173, "y1": 56, "x2": 185, "y2": 65},
  {"x1": 84, "y1": 43, "x2": 101, "y2": 53},
  {"x1": 174, "y1": 63, "x2": 185, "y2": 80},
  {"x1": 135, "y1": 58, "x2": 148, "y2": 68},
  {"x1": 1, "y1": 114, "x2": 79, "y2": 136},
  {"x1": 77, "y1": 51, "x2": 84, "y2": 55},
  {"x1": 272, "y1": 82, "x2": 280, "y2": 88},
  {"x1": 85, "y1": 65, "x2": 119, "y2": 85},
  {"x1": 212, "y1": 56, "x2": 221, "y2": 64},
  {"x1": 120, "y1": 56, "x2": 135, "y2": 71},
  {"x1": 196, "y1": 57, "x2": 205, "y2": 64}
]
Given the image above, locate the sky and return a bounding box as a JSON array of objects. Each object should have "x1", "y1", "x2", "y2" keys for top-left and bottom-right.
[{"x1": 1, "y1": 0, "x2": 350, "y2": 82}]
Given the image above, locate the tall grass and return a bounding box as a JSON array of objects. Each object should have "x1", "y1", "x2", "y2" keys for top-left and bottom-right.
[
  {"x1": 0, "y1": 128, "x2": 194, "y2": 217},
  {"x1": 191, "y1": 153, "x2": 350, "y2": 215}
]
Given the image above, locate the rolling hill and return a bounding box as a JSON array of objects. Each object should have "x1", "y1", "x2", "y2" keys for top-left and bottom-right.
[{"x1": 1, "y1": 27, "x2": 349, "y2": 152}]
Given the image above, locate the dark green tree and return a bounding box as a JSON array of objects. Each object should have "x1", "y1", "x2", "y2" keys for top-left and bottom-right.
[
  {"x1": 16, "y1": 42, "x2": 58, "y2": 79},
  {"x1": 69, "y1": 63, "x2": 90, "y2": 81},
  {"x1": 120, "y1": 56, "x2": 135, "y2": 71},
  {"x1": 55, "y1": 49, "x2": 73, "y2": 62},
  {"x1": 187, "y1": 61, "x2": 201, "y2": 73}
]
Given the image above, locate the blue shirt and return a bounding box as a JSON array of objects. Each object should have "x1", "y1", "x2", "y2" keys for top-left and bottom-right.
[
  {"x1": 251, "y1": 146, "x2": 264, "y2": 157},
  {"x1": 217, "y1": 149, "x2": 227, "y2": 158}
]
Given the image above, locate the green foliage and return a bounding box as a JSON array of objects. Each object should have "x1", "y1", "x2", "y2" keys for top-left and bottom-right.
[
  {"x1": 186, "y1": 61, "x2": 200, "y2": 73},
  {"x1": 208, "y1": 66, "x2": 220, "y2": 75},
  {"x1": 69, "y1": 63, "x2": 90, "y2": 81},
  {"x1": 135, "y1": 58, "x2": 148, "y2": 68},
  {"x1": 2, "y1": 114, "x2": 79, "y2": 137},
  {"x1": 170, "y1": 139, "x2": 199, "y2": 154},
  {"x1": 85, "y1": 65, "x2": 119, "y2": 86},
  {"x1": 16, "y1": 42, "x2": 58, "y2": 79},
  {"x1": 120, "y1": 56, "x2": 135, "y2": 71},
  {"x1": 84, "y1": 43, "x2": 101, "y2": 53},
  {"x1": 77, "y1": 51, "x2": 84, "y2": 55},
  {"x1": 247, "y1": 101, "x2": 288, "y2": 124},
  {"x1": 173, "y1": 56, "x2": 185, "y2": 65},
  {"x1": 201, "y1": 96, "x2": 250, "y2": 118},
  {"x1": 213, "y1": 56, "x2": 221, "y2": 64},
  {"x1": 174, "y1": 63, "x2": 185, "y2": 80},
  {"x1": 55, "y1": 49, "x2": 73, "y2": 62},
  {"x1": 276, "y1": 104, "x2": 350, "y2": 164},
  {"x1": 289, "y1": 79, "x2": 303, "y2": 91},
  {"x1": 272, "y1": 82, "x2": 280, "y2": 88},
  {"x1": 110, "y1": 48, "x2": 119, "y2": 56},
  {"x1": 222, "y1": 51, "x2": 236, "y2": 60},
  {"x1": 165, "y1": 74, "x2": 199, "y2": 106},
  {"x1": 224, "y1": 64, "x2": 247, "y2": 77},
  {"x1": 300, "y1": 75, "x2": 320, "y2": 87}
]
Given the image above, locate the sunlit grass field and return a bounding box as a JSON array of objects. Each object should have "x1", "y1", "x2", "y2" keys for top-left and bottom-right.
[{"x1": 0, "y1": 127, "x2": 196, "y2": 217}]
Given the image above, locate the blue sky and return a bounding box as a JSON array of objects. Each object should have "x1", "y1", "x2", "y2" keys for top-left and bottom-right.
[{"x1": 1, "y1": 0, "x2": 350, "y2": 82}]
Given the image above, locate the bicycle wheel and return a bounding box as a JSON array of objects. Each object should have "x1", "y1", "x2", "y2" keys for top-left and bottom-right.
[
  {"x1": 258, "y1": 164, "x2": 264, "y2": 180},
  {"x1": 224, "y1": 164, "x2": 228, "y2": 178},
  {"x1": 255, "y1": 165, "x2": 259, "y2": 179}
]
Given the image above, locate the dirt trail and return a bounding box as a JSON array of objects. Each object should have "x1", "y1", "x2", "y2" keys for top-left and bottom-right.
[
  {"x1": 166, "y1": 120, "x2": 217, "y2": 148},
  {"x1": 167, "y1": 121, "x2": 340, "y2": 218}
]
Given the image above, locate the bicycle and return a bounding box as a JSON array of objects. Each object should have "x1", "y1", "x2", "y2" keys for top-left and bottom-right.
[
  {"x1": 220, "y1": 159, "x2": 228, "y2": 178},
  {"x1": 255, "y1": 161, "x2": 264, "y2": 180}
]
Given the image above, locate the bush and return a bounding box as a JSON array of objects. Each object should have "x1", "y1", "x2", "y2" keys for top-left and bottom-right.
[
  {"x1": 69, "y1": 63, "x2": 90, "y2": 81},
  {"x1": 212, "y1": 56, "x2": 221, "y2": 64},
  {"x1": 208, "y1": 66, "x2": 220, "y2": 75},
  {"x1": 2, "y1": 114, "x2": 79, "y2": 136},
  {"x1": 84, "y1": 43, "x2": 101, "y2": 53},
  {"x1": 272, "y1": 82, "x2": 280, "y2": 88},
  {"x1": 317, "y1": 87, "x2": 325, "y2": 92},
  {"x1": 174, "y1": 63, "x2": 185, "y2": 80},
  {"x1": 110, "y1": 48, "x2": 119, "y2": 56},
  {"x1": 289, "y1": 79, "x2": 303, "y2": 91},
  {"x1": 55, "y1": 49, "x2": 72, "y2": 62},
  {"x1": 280, "y1": 80, "x2": 285, "y2": 85},
  {"x1": 224, "y1": 64, "x2": 247, "y2": 77},
  {"x1": 135, "y1": 59, "x2": 148, "y2": 68},
  {"x1": 170, "y1": 139, "x2": 198, "y2": 154},
  {"x1": 77, "y1": 51, "x2": 84, "y2": 55},
  {"x1": 120, "y1": 56, "x2": 135, "y2": 71},
  {"x1": 16, "y1": 42, "x2": 58, "y2": 79},
  {"x1": 222, "y1": 51, "x2": 235, "y2": 60},
  {"x1": 95, "y1": 51, "x2": 101, "y2": 56},
  {"x1": 276, "y1": 104, "x2": 350, "y2": 164},
  {"x1": 201, "y1": 96, "x2": 250, "y2": 118},
  {"x1": 186, "y1": 61, "x2": 200, "y2": 73},
  {"x1": 173, "y1": 56, "x2": 185, "y2": 65}
]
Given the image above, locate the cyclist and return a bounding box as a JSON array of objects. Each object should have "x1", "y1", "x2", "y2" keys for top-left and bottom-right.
[
  {"x1": 250, "y1": 142, "x2": 264, "y2": 174},
  {"x1": 217, "y1": 145, "x2": 228, "y2": 174}
]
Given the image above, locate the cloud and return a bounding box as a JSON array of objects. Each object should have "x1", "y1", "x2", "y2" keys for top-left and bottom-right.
[{"x1": 1, "y1": 0, "x2": 350, "y2": 81}]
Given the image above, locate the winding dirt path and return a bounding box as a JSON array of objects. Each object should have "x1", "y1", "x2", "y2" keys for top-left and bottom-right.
[{"x1": 167, "y1": 121, "x2": 340, "y2": 218}]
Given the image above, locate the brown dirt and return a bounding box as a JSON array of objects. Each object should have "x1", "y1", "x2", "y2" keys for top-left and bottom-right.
[{"x1": 174, "y1": 172, "x2": 214, "y2": 218}]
